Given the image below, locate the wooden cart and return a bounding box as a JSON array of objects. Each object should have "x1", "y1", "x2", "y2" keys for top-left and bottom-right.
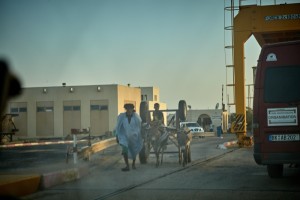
[{"x1": 139, "y1": 100, "x2": 192, "y2": 167}]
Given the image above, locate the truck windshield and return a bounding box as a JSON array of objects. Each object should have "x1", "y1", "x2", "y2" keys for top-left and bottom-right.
[{"x1": 264, "y1": 66, "x2": 300, "y2": 103}]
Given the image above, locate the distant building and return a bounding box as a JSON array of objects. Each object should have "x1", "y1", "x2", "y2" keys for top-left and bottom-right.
[
  {"x1": 186, "y1": 109, "x2": 228, "y2": 133},
  {"x1": 141, "y1": 86, "x2": 167, "y2": 124},
  {"x1": 5, "y1": 84, "x2": 166, "y2": 139},
  {"x1": 166, "y1": 108, "x2": 228, "y2": 133}
]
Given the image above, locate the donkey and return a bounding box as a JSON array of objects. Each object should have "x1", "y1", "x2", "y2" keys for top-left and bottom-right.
[{"x1": 148, "y1": 121, "x2": 169, "y2": 167}]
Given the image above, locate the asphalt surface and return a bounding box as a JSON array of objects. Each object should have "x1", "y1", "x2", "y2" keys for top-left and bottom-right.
[{"x1": 0, "y1": 133, "x2": 237, "y2": 199}]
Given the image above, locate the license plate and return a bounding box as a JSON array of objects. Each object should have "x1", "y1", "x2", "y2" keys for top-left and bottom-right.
[{"x1": 269, "y1": 134, "x2": 300, "y2": 141}]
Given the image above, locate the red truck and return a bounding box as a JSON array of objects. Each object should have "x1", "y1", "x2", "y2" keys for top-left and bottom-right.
[{"x1": 253, "y1": 40, "x2": 300, "y2": 178}]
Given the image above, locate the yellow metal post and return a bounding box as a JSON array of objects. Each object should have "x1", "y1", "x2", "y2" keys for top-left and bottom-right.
[{"x1": 234, "y1": 31, "x2": 251, "y2": 146}]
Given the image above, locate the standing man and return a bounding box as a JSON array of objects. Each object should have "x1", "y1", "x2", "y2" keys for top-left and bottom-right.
[
  {"x1": 115, "y1": 103, "x2": 143, "y2": 171},
  {"x1": 152, "y1": 103, "x2": 164, "y2": 125}
]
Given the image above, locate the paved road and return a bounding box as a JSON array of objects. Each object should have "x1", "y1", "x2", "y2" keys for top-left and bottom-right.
[
  {"x1": 21, "y1": 134, "x2": 300, "y2": 200},
  {"x1": 0, "y1": 144, "x2": 66, "y2": 170},
  {"x1": 0, "y1": 137, "x2": 98, "y2": 174}
]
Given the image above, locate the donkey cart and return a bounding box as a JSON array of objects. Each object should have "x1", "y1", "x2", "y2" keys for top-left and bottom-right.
[{"x1": 138, "y1": 100, "x2": 192, "y2": 167}]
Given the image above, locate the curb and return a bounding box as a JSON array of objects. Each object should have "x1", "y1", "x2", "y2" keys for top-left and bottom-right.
[
  {"x1": 0, "y1": 175, "x2": 41, "y2": 197},
  {"x1": 0, "y1": 164, "x2": 90, "y2": 198},
  {"x1": 41, "y1": 165, "x2": 89, "y2": 189}
]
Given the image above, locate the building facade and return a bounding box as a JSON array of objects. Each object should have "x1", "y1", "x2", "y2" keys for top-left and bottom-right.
[
  {"x1": 5, "y1": 84, "x2": 146, "y2": 139},
  {"x1": 141, "y1": 87, "x2": 167, "y2": 124},
  {"x1": 186, "y1": 109, "x2": 228, "y2": 133},
  {"x1": 4, "y1": 83, "x2": 226, "y2": 139}
]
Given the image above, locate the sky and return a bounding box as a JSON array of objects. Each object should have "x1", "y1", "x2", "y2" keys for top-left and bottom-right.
[{"x1": 0, "y1": 0, "x2": 299, "y2": 111}]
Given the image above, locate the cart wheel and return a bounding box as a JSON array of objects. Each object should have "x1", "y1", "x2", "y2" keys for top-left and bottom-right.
[
  {"x1": 140, "y1": 101, "x2": 150, "y2": 123},
  {"x1": 178, "y1": 100, "x2": 187, "y2": 121},
  {"x1": 139, "y1": 141, "x2": 150, "y2": 164}
]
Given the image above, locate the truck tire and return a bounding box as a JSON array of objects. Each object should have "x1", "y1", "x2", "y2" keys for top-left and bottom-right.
[
  {"x1": 178, "y1": 100, "x2": 187, "y2": 121},
  {"x1": 267, "y1": 164, "x2": 283, "y2": 178},
  {"x1": 140, "y1": 101, "x2": 150, "y2": 123}
]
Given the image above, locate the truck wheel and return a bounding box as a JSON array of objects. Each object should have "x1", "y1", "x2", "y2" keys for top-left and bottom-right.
[
  {"x1": 267, "y1": 164, "x2": 283, "y2": 178},
  {"x1": 178, "y1": 100, "x2": 187, "y2": 121},
  {"x1": 140, "y1": 101, "x2": 150, "y2": 123}
]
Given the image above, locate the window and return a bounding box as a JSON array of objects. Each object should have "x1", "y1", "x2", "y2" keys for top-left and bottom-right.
[
  {"x1": 73, "y1": 106, "x2": 81, "y2": 111},
  {"x1": 10, "y1": 107, "x2": 27, "y2": 113},
  {"x1": 63, "y1": 106, "x2": 72, "y2": 111},
  {"x1": 141, "y1": 94, "x2": 149, "y2": 101},
  {"x1": 37, "y1": 107, "x2": 45, "y2": 112},
  {"x1": 64, "y1": 105, "x2": 80, "y2": 111},
  {"x1": 90, "y1": 105, "x2": 108, "y2": 111},
  {"x1": 10, "y1": 107, "x2": 18, "y2": 113},
  {"x1": 91, "y1": 105, "x2": 99, "y2": 110},
  {"x1": 100, "y1": 105, "x2": 108, "y2": 110},
  {"x1": 45, "y1": 107, "x2": 54, "y2": 112},
  {"x1": 19, "y1": 107, "x2": 27, "y2": 112},
  {"x1": 37, "y1": 106, "x2": 53, "y2": 112},
  {"x1": 264, "y1": 66, "x2": 300, "y2": 103}
]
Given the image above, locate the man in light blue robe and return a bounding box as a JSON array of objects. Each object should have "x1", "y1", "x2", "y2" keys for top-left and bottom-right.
[{"x1": 115, "y1": 103, "x2": 143, "y2": 171}]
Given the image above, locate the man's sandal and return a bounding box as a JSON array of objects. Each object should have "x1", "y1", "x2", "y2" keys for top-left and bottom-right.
[{"x1": 121, "y1": 167, "x2": 130, "y2": 172}]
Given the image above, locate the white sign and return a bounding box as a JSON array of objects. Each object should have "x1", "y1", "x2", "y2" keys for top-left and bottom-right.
[{"x1": 267, "y1": 107, "x2": 298, "y2": 126}]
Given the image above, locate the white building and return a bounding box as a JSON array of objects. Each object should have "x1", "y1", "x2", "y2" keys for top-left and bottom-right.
[{"x1": 186, "y1": 109, "x2": 228, "y2": 133}]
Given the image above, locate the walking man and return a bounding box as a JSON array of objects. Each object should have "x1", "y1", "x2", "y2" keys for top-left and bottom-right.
[{"x1": 115, "y1": 103, "x2": 143, "y2": 171}]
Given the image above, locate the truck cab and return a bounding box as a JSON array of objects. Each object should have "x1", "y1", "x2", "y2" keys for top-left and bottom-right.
[{"x1": 253, "y1": 40, "x2": 300, "y2": 178}]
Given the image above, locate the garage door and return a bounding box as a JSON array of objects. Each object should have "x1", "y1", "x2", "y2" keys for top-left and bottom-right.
[
  {"x1": 63, "y1": 100, "x2": 81, "y2": 136},
  {"x1": 9, "y1": 102, "x2": 27, "y2": 136},
  {"x1": 36, "y1": 101, "x2": 54, "y2": 136},
  {"x1": 90, "y1": 100, "x2": 109, "y2": 136}
]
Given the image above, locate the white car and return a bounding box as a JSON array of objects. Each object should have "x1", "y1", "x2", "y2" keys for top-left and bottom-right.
[{"x1": 179, "y1": 122, "x2": 204, "y2": 135}]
